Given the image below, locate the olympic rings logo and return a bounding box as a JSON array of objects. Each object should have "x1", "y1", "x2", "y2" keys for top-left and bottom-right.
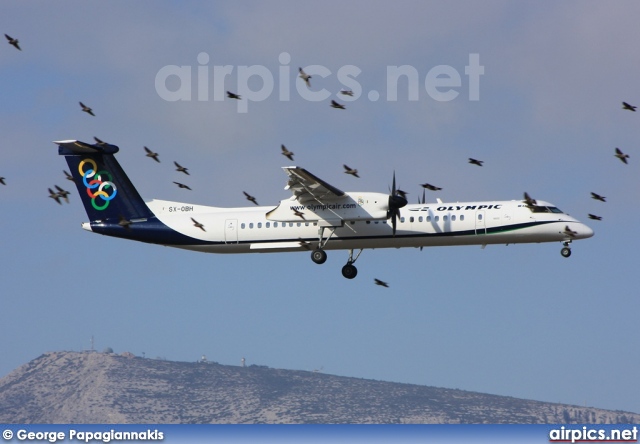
[{"x1": 78, "y1": 158, "x2": 118, "y2": 211}]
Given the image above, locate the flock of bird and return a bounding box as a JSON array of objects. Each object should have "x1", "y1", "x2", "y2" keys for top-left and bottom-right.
[
  {"x1": 226, "y1": 67, "x2": 351, "y2": 110},
  {"x1": 2, "y1": 32, "x2": 634, "y2": 288}
]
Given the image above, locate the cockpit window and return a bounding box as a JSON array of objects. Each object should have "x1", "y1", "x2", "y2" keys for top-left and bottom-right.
[
  {"x1": 529, "y1": 205, "x2": 563, "y2": 214},
  {"x1": 530, "y1": 206, "x2": 550, "y2": 213}
]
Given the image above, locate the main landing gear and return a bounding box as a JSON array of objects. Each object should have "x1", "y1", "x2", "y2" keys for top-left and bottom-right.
[
  {"x1": 311, "y1": 249, "x2": 327, "y2": 264},
  {"x1": 310, "y1": 226, "x2": 364, "y2": 279},
  {"x1": 560, "y1": 241, "x2": 572, "y2": 258},
  {"x1": 311, "y1": 247, "x2": 364, "y2": 279}
]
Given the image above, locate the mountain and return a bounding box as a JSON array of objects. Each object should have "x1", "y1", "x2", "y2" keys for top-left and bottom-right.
[{"x1": 0, "y1": 351, "x2": 637, "y2": 424}]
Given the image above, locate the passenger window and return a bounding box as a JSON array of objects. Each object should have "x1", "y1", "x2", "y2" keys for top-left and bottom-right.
[
  {"x1": 443, "y1": 215, "x2": 448, "y2": 221},
  {"x1": 257, "y1": 222, "x2": 262, "y2": 228},
  {"x1": 241, "y1": 223, "x2": 245, "y2": 229},
  {"x1": 460, "y1": 215, "x2": 464, "y2": 221},
  {"x1": 249, "y1": 223, "x2": 254, "y2": 229},
  {"x1": 451, "y1": 215, "x2": 456, "y2": 221},
  {"x1": 478, "y1": 214, "x2": 482, "y2": 220},
  {"x1": 409, "y1": 217, "x2": 414, "y2": 223},
  {"x1": 400, "y1": 217, "x2": 405, "y2": 223},
  {"x1": 427, "y1": 216, "x2": 431, "y2": 222},
  {"x1": 418, "y1": 216, "x2": 423, "y2": 222},
  {"x1": 266, "y1": 222, "x2": 270, "y2": 228},
  {"x1": 274, "y1": 222, "x2": 278, "y2": 227},
  {"x1": 435, "y1": 215, "x2": 439, "y2": 222}
]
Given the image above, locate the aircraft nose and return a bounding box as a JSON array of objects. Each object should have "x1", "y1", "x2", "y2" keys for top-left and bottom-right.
[{"x1": 578, "y1": 223, "x2": 594, "y2": 239}]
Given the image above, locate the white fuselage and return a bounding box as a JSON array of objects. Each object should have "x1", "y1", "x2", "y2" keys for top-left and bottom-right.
[{"x1": 125, "y1": 197, "x2": 593, "y2": 254}]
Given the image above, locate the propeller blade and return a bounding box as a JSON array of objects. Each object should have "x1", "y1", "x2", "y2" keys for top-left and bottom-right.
[
  {"x1": 387, "y1": 171, "x2": 407, "y2": 237},
  {"x1": 391, "y1": 209, "x2": 397, "y2": 236},
  {"x1": 392, "y1": 171, "x2": 397, "y2": 196}
]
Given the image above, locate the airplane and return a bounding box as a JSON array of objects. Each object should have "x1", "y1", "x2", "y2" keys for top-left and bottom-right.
[{"x1": 55, "y1": 139, "x2": 594, "y2": 279}]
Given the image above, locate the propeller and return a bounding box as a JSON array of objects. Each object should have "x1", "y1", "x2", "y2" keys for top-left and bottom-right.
[
  {"x1": 417, "y1": 188, "x2": 426, "y2": 251},
  {"x1": 388, "y1": 171, "x2": 408, "y2": 236}
]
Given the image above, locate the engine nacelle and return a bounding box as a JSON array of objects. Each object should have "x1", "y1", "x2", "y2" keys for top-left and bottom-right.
[{"x1": 266, "y1": 192, "x2": 390, "y2": 224}]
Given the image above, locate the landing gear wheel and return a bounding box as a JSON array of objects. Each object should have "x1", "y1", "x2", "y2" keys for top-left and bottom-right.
[
  {"x1": 341, "y1": 263, "x2": 358, "y2": 279},
  {"x1": 560, "y1": 247, "x2": 572, "y2": 258},
  {"x1": 311, "y1": 249, "x2": 327, "y2": 264}
]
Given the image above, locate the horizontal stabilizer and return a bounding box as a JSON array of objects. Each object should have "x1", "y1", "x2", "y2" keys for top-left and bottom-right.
[{"x1": 55, "y1": 139, "x2": 120, "y2": 155}]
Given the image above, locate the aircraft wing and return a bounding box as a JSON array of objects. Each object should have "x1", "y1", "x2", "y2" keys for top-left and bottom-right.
[{"x1": 283, "y1": 166, "x2": 346, "y2": 203}]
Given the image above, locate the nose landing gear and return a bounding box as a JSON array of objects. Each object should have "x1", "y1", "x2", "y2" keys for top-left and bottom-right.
[{"x1": 560, "y1": 241, "x2": 572, "y2": 258}]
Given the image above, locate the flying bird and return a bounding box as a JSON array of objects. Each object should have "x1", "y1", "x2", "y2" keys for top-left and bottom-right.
[
  {"x1": 615, "y1": 147, "x2": 630, "y2": 164},
  {"x1": 226, "y1": 91, "x2": 241, "y2": 99},
  {"x1": 79, "y1": 102, "x2": 95, "y2": 116},
  {"x1": 174, "y1": 161, "x2": 189, "y2": 175},
  {"x1": 144, "y1": 146, "x2": 160, "y2": 163},
  {"x1": 330, "y1": 100, "x2": 346, "y2": 109},
  {"x1": 293, "y1": 208, "x2": 305, "y2": 220},
  {"x1": 243, "y1": 191, "x2": 258, "y2": 205},
  {"x1": 563, "y1": 225, "x2": 578, "y2": 238},
  {"x1": 374, "y1": 278, "x2": 389, "y2": 288},
  {"x1": 588, "y1": 214, "x2": 602, "y2": 221},
  {"x1": 622, "y1": 101, "x2": 637, "y2": 112},
  {"x1": 54, "y1": 185, "x2": 70, "y2": 203},
  {"x1": 63, "y1": 170, "x2": 75, "y2": 182},
  {"x1": 468, "y1": 158, "x2": 484, "y2": 166},
  {"x1": 5, "y1": 34, "x2": 20, "y2": 51},
  {"x1": 281, "y1": 144, "x2": 294, "y2": 161},
  {"x1": 298, "y1": 239, "x2": 312, "y2": 250},
  {"x1": 173, "y1": 181, "x2": 192, "y2": 190},
  {"x1": 340, "y1": 89, "x2": 354, "y2": 96},
  {"x1": 48, "y1": 188, "x2": 62, "y2": 205},
  {"x1": 523, "y1": 192, "x2": 537, "y2": 207},
  {"x1": 343, "y1": 165, "x2": 359, "y2": 178},
  {"x1": 590, "y1": 192, "x2": 606, "y2": 202},
  {"x1": 421, "y1": 183, "x2": 442, "y2": 191},
  {"x1": 191, "y1": 218, "x2": 206, "y2": 231},
  {"x1": 0, "y1": 177, "x2": 5, "y2": 185},
  {"x1": 118, "y1": 215, "x2": 133, "y2": 230},
  {"x1": 298, "y1": 67, "x2": 311, "y2": 88}
]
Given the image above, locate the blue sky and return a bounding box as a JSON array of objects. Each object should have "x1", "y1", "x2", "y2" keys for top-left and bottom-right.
[{"x1": 1, "y1": 1, "x2": 639, "y2": 416}]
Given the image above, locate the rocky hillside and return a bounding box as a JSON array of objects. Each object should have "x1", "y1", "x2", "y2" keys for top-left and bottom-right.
[{"x1": 0, "y1": 351, "x2": 637, "y2": 424}]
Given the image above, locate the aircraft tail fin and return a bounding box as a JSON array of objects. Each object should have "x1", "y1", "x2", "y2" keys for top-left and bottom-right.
[{"x1": 56, "y1": 140, "x2": 153, "y2": 222}]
